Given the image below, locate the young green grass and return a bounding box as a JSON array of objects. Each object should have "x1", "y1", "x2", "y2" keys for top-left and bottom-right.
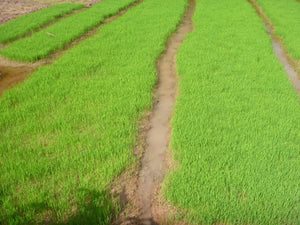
[
  {"x1": 0, "y1": 0, "x2": 137, "y2": 62},
  {"x1": 164, "y1": 0, "x2": 300, "y2": 224},
  {"x1": 255, "y1": 0, "x2": 300, "y2": 61},
  {"x1": 0, "y1": 0, "x2": 186, "y2": 223},
  {"x1": 0, "y1": 3, "x2": 85, "y2": 44}
]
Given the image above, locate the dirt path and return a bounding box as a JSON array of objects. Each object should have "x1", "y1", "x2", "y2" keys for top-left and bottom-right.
[
  {"x1": 0, "y1": 0, "x2": 141, "y2": 97},
  {"x1": 248, "y1": 0, "x2": 300, "y2": 96},
  {"x1": 136, "y1": 0, "x2": 195, "y2": 224}
]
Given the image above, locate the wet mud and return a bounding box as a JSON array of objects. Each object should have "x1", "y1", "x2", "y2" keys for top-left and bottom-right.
[
  {"x1": 136, "y1": 0, "x2": 195, "y2": 224},
  {"x1": 0, "y1": 0, "x2": 141, "y2": 97},
  {"x1": 0, "y1": 56, "x2": 47, "y2": 96},
  {"x1": 0, "y1": 66, "x2": 33, "y2": 96},
  {"x1": 248, "y1": 0, "x2": 300, "y2": 96}
]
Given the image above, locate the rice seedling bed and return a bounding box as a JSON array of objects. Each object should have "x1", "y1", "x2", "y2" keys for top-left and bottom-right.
[
  {"x1": 0, "y1": 0, "x2": 137, "y2": 62},
  {"x1": 164, "y1": 0, "x2": 300, "y2": 224},
  {"x1": 0, "y1": 0, "x2": 186, "y2": 223},
  {"x1": 0, "y1": 3, "x2": 85, "y2": 44},
  {"x1": 255, "y1": 0, "x2": 300, "y2": 62}
]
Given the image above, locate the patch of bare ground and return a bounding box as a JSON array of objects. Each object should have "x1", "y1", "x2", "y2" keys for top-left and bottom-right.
[
  {"x1": 0, "y1": 0, "x2": 142, "y2": 97},
  {"x1": 0, "y1": 0, "x2": 106, "y2": 26},
  {"x1": 248, "y1": 0, "x2": 300, "y2": 95},
  {"x1": 0, "y1": 56, "x2": 50, "y2": 96},
  {"x1": 0, "y1": 0, "x2": 50, "y2": 25},
  {"x1": 114, "y1": 0, "x2": 195, "y2": 224}
]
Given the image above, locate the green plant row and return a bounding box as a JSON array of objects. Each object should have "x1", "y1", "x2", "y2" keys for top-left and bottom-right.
[
  {"x1": 0, "y1": 0, "x2": 186, "y2": 223},
  {"x1": 164, "y1": 0, "x2": 300, "y2": 224},
  {"x1": 0, "y1": 0, "x2": 137, "y2": 62},
  {"x1": 256, "y1": 0, "x2": 300, "y2": 61},
  {"x1": 0, "y1": 3, "x2": 85, "y2": 44}
]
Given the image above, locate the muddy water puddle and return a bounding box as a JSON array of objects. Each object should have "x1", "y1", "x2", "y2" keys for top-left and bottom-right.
[
  {"x1": 136, "y1": 0, "x2": 195, "y2": 224},
  {"x1": 0, "y1": 66, "x2": 35, "y2": 96}
]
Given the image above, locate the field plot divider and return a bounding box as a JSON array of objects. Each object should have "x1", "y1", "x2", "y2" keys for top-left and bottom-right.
[
  {"x1": 0, "y1": 7, "x2": 88, "y2": 49},
  {"x1": 136, "y1": 0, "x2": 196, "y2": 222},
  {"x1": 46, "y1": 0, "x2": 144, "y2": 63},
  {"x1": 248, "y1": 0, "x2": 300, "y2": 95},
  {"x1": 0, "y1": 0, "x2": 143, "y2": 97},
  {"x1": 0, "y1": 3, "x2": 85, "y2": 44},
  {"x1": 0, "y1": 0, "x2": 141, "y2": 62}
]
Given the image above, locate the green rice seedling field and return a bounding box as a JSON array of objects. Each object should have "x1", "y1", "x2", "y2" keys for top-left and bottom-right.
[
  {"x1": 1, "y1": 0, "x2": 300, "y2": 224},
  {"x1": 0, "y1": 0, "x2": 186, "y2": 223},
  {"x1": 164, "y1": 0, "x2": 300, "y2": 224},
  {"x1": 0, "y1": 0, "x2": 137, "y2": 62},
  {"x1": 0, "y1": 3, "x2": 84, "y2": 44},
  {"x1": 256, "y1": 0, "x2": 300, "y2": 61}
]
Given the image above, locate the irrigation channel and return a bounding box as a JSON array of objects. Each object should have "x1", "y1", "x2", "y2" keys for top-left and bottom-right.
[
  {"x1": 0, "y1": 0, "x2": 142, "y2": 97},
  {"x1": 249, "y1": 0, "x2": 300, "y2": 96},
  {"x1": 136, "y1": 0, "x2": 195, "y2": 224}
]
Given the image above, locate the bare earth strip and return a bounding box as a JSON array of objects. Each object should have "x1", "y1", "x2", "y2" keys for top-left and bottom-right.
[
  {"x1": 136, "y1": 0, "x2": 195, "y2": 224},
  {"x1": 0, "y1": 0, "x2": 105, "y2": 26},
  {"x1": 0, "y1": 0, "x2": 141, "y2": 97},
  {"x1": 249, "y1": 0, "x2": 300, "y2": 97},
  {"x1": 248, "y1": 0, "x2": 300, "y2": 96}
]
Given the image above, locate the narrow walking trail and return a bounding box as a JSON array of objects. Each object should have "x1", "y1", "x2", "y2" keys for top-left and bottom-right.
[
  {"x1": 137, "y1": 0, "x2": 195, "y2": 223},
  {"x1": 0, "y1": 0, "x2": 142, "y2": 97},
  {"x1": 248, "y1": 0, "x2": 300, "y2": 96}
]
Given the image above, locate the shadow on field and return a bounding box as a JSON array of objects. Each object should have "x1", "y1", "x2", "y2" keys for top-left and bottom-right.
[{"x1": 0, "y1": 188, "x2": 122, "y2": 225}]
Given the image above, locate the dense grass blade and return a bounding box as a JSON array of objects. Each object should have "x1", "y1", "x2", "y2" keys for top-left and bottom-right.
[
  {"x1": 0, "y1": 3, "x2": 85, "y2": 44},
  {"x1": 165, "y1": 0, "x2": 300, "y2": 224},
  {"x1": 0, "y1": 0, "x2": 186, "y2": 223}
]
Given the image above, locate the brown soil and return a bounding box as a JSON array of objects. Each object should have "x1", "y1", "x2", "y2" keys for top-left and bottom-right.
[
  {"x1": 271, "y1": 40, "x2": 300, "y2": 94},
  {"x1": 114, "y1": 0, "x2": 195, "y2": 224},
  {"x1": 248, "y1": 0, "x2": 300, "y2": 95},
  {"x1": 0, "y1": 0, "x2": 50, "y2": 25},
  {"x1": 0, "y1": 0, "x2": 141, "y2": 97},
  {"x1": 0, "y1": 56, "x2": 48, "y2": 96},
  {"x1": 0, "y1": 0, "x2": 105, "y2": 26},
  {"x1": 135, "y1": 0, "x2": 195, "y2": 224}
]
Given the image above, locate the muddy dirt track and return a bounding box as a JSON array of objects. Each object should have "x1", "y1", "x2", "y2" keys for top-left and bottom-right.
[{"x1": 135, "y1": 0, "x2": 195, "y2": 224}]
